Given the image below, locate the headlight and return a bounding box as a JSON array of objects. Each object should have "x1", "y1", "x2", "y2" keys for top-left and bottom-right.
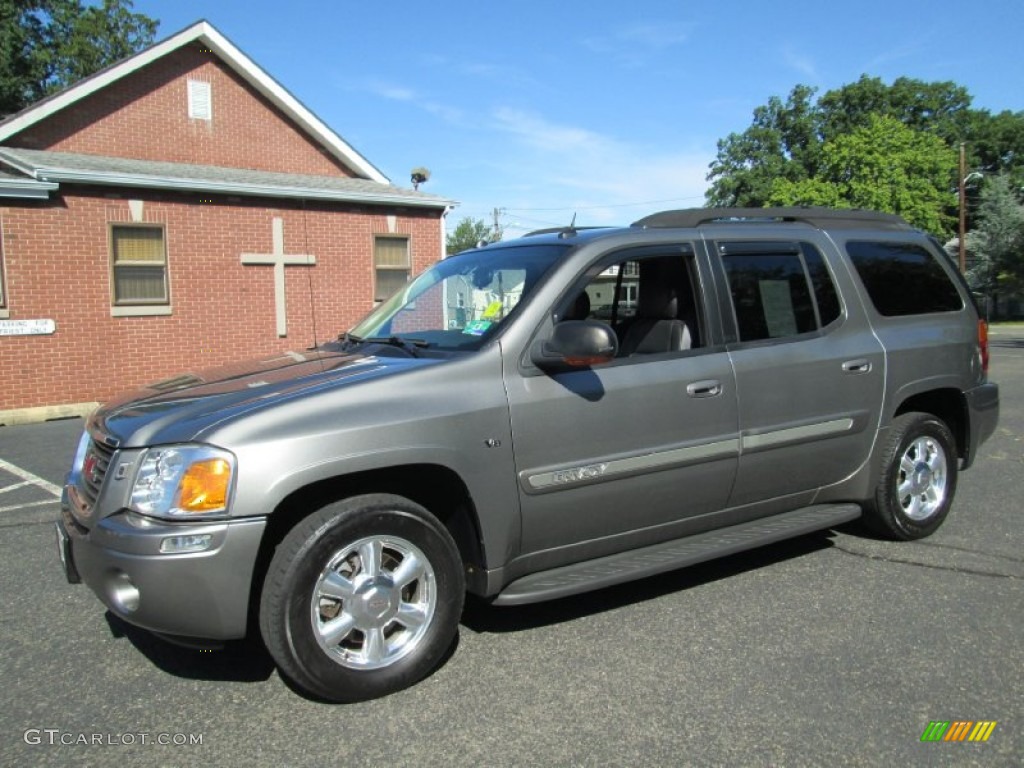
[
  {"x1": 129, "y1": 445, "x2": 235, "y2": 519},
  {"x1": 68, "y1": 430, "x2": 91, "y2": 485}
]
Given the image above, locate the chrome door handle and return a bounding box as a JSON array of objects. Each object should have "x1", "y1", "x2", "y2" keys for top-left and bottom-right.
[
  {"x1": 842, "y1": 359, "x2": 872, "y2": 374},
  {"x1": 687, "y1": 380, "x2": 723, "y2": 397}
]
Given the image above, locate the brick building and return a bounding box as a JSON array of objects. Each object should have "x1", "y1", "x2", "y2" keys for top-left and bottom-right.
[{"x1": 0, "y1": 20, "x2": 453, "y2": 423}]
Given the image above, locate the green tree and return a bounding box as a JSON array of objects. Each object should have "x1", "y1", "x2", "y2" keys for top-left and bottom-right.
[
  {"x1": 706, "y1": 75, "x2": 1023, "y2": 217},
  {"x1": 768, "y1": 115, "x2": 957, "y2": 236},
  {"x1": 963, "y1": 108, "x2": 1024, "y2": 191},
  {"x1": 0, "y1": 0, "x2": 156, "y2": 116},
  {"x1": 966, "y1": 174, "x2": 1024, "y2": 315},
  {"x1": 706, "y1": 84, "x2": 820, "y2": 207},
  {"x1": 446, "y1": 217, "x2": 495, "y2": 255}
]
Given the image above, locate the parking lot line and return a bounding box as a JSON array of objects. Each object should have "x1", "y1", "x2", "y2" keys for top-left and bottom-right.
[
  {"x1": 0, "y1": 499, "x2": 59, "y2": 514},
  {"x1": 0, "y1": 457, "x2": 62, "y2": 497},
  {"x1": 0, "y1": 480, "x2": 32, "y2": 495}
]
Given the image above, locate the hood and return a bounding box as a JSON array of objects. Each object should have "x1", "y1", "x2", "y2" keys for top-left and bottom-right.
[{"x1": 91, "y1": 347, "x2": 443, "y2": 447}]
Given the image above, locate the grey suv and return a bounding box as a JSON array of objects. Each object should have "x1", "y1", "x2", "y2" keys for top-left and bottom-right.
[{"x1": 57, "y1": 207, "x2": 999, "y2": 702}]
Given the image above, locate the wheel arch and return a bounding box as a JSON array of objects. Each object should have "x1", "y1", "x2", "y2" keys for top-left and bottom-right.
[
  {"x1": 247, "y1": 464, "x2": 485, "y2": 632},
  {"x1": 892, "y1": 388, "x2": 968, "y2": 460}
]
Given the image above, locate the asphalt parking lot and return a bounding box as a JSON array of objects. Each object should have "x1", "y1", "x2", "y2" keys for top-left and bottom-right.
[{"x1": 0, "y1": 329, "x2": 1021, "y2": 767}]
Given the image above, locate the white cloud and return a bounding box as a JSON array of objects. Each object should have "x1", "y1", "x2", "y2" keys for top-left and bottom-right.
[
  {"x1": 582, "y1": 21, "x2": 694, "y2": 67},
  {"x1": 782, "y1": 47, "x2": 819, "y2": 81},
  {"x1": 482, "y1": 108, "x2": 711, "y2": 234},
  {"x1": 362, "y1": 79, "x2": 465, "y2": 124}
]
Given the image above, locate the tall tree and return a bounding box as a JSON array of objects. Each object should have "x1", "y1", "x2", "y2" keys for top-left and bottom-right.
[
  {"x1": 768, "y1": 115, "x2": 957, "y2": 236},
  {"x1": 706, "y1": 84, "x2": 819, "y2": 207},
  {"x1": 0, "y1": 0, "x2": 156, "y2": 116},
  {"x1": 966, "y1": 174, "x2": 1024, "y2": 315},
  {"x1": 705, "y1": 75, "x2": 1023, "y2": 218},
  {"x1": 446, "y1": 217, "x2": 494, "y2": 255}
]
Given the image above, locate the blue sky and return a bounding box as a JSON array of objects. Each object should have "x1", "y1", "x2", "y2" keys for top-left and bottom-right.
[{"x1": 136, "y1": 0, "x2": 1023, "y2": 237}]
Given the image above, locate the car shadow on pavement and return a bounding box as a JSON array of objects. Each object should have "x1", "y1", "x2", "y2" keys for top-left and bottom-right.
[
  {"x1": 98, "y1": 530, "x2": 840, "y2": 692},
  {"x1": 104, "y1": 613, "x2": 275, "y2": 683},
  {"x1": 460, "y1": 530, "x2": 836, "y2": 634}
]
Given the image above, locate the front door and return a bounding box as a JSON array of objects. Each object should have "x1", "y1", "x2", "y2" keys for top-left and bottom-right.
[{"x1": 503, "y1": 248, "x2": 740, "y2": 569}]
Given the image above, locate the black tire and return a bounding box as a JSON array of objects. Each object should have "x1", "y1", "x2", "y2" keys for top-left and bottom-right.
[
  {"x1": 864, "y1": 412, "x2": 958, "y2": 540},
  {"x1": 259, "y1": 493, "x2": 465, "y2": 702}
]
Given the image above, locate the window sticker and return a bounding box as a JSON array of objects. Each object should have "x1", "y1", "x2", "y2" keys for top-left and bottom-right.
[
  {"x1": 482, "y1": 300, "x2": 504, "y2": 319},
  {"x1": 759, "y1": 280, "x2": 798, "y2": 337},
  {"x1": 462, "y1": 319, "x2": 493, "y2": 336}
]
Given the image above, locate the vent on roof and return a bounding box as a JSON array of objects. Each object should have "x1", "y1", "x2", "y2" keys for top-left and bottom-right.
[{"x1": 187, "y1": 79, "x2": 212, "y2": 121}]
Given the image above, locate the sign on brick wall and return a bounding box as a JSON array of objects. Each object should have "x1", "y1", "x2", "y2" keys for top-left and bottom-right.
[{"x1": 0, "y1": 319, "x2": 56, "y2": 336}]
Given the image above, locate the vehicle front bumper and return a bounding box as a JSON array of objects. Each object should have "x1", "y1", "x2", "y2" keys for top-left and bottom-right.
[
  {"x1": 963, "y1": 381, "x2": 1000, "y2": 470},
  {"x1": 57, "y1": 488, "x2": 266, "y2": 641}
]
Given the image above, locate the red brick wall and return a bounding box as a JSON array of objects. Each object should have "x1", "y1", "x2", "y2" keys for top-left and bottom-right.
[
  {"x1": 8, "y1": 44, "x2": 356, "y2": 178},
  {"x1": 0, "y1": 189, "x2": 441, "y2": 410}
]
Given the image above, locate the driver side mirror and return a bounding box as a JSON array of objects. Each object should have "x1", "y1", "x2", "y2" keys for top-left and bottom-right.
[{"x1": 531, "y1": 320, "x2": 618, "y2": 371}]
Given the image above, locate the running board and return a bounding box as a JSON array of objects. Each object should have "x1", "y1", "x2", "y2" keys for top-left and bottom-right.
[{"x1": 493, "y1": 504, "x2": 861, "y2": 606}]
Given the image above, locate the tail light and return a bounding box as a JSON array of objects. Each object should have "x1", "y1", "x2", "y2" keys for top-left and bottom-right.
[{"x1": 978, "y1": 319, "x2": 989, "y2": 374}]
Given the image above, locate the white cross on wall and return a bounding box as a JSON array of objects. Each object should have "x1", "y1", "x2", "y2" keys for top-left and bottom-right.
[{"x1": 240, "y1": 217, "x2": 316, "y2": 337}]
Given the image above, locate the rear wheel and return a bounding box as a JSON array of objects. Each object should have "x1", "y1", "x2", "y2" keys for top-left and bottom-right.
[
  {"x1": 864, "y1": 412, "x2": 958, "y2": 540},
  {"x1": 259, "y1": 493, "x2": 464, "y2": 702}
]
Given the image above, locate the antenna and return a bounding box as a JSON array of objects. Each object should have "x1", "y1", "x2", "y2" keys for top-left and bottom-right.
[{"x1": 569, "y1": 212, "x2": 577, "y2": 228}]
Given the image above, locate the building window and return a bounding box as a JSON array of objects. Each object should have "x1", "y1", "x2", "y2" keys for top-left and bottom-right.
[
  {"x1": 110, "y1": 224, "x2": 168, "y2": 305},
  {"x1": 188, "y1": 79, "x2": 212, "y2": 121},
  {"x1": 374, "y1": 236, "x2": 410, "y2": 301}
]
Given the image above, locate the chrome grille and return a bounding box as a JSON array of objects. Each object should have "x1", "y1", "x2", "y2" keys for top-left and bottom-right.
[{"x1": 80, "y1": 436, "x2": 116, "y2": 506}]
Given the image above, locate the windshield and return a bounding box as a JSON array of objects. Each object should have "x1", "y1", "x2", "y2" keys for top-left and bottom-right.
[{"x1": 346, "y1": 243, "x2": 568, "y2": 351}]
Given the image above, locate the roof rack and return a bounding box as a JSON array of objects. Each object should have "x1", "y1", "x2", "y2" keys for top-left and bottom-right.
[{"x1": 632, "y1": 207, "x2": 913, "y2": 231}]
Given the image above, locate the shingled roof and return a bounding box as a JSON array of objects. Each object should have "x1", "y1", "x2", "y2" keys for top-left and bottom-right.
[{"x1": 0, "y1": 147, "x2": 452, "y2": 207}]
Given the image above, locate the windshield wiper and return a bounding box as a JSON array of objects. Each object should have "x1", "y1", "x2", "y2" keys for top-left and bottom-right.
[
  {"x1": 337, "y1": 331, "x2": 364, "y2": 350},
  {"x1": 365, "y1": 336, "x2": 430, "y2": 356}
]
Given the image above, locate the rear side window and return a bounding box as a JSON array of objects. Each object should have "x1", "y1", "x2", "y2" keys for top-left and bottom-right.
[
  {"x1": 719, "y1": 241, "x2": 841, "y2": 342},
  {"x1": 847, "y1": 241, "x2": 963, "y2": 316}
]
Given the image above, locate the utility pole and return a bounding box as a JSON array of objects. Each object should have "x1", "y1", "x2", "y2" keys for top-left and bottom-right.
[{"x1": 491, "y1": 207, "x2": 505, "y2": 242}]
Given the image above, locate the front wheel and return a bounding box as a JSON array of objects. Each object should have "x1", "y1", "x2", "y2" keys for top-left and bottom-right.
[
  {"x1": 259, "y1": 494, "x2": 465, "y2": 702},
  {"x1": 864, "y1": 412, "x2": 958, "y2": 540}
]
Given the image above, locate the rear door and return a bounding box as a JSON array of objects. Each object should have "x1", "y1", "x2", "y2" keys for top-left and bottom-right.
[{"x1": 710, "y1": 236, "x2": 886, "y2": 506}]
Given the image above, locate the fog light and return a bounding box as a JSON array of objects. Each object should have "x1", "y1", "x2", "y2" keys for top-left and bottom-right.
[
  {"x1": 159, "y1": 534, "x2": 213, "y2": 554},
  {"x1": 108, "y1": 571, "x2": 140, "y2": 613}
]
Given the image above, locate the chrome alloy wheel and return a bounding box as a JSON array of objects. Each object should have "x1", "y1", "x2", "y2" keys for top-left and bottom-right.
[
  {"x1": 311, "y1": 535, "x2": 436, "y2": 670},
  {"x1": 896, "y1": 435, "x2": 949, "y2": 521}
]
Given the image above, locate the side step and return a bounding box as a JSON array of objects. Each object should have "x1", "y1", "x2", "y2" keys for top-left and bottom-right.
[{"x1": 493, "y1": 504, "x2": 861, "y2": 606}]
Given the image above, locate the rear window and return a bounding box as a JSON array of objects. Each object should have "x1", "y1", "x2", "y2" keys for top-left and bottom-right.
[{"x1": 847, "y1": 241, "x2": 963, "y2": 316}]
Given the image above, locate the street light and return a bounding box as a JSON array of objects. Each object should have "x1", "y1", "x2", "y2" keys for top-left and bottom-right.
[{"x1": 957, "y1": 143, "x2": 985, "y2": 273}]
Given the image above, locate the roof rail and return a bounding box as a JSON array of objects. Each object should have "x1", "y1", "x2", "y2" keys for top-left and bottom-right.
[
  {"x1": 521, "y1": 225, "x2": 610, "y2": 239},
  {"x1": 632, "y1": 207, "x2": 913, "y2": 231}
]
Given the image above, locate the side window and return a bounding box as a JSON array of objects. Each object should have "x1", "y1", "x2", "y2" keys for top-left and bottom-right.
[
  {"x1": 560, "y1": 249, "x2": 703, "y2": 356},
  {"x1": 577, "y1": 260, "x2": 639, "y2": 324},
  {"x1": 802, "y1": 244, "x2": 841, "y2": 326},
  {"x1": 719, "y1": 241, "x2": 839, "y2": 342},
  {"x1": 110, "y1": 224, "x2": 168, "y2": 306},
  {"x1": 847, "y1": 241, "x2": 963, "y2": 316}
]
